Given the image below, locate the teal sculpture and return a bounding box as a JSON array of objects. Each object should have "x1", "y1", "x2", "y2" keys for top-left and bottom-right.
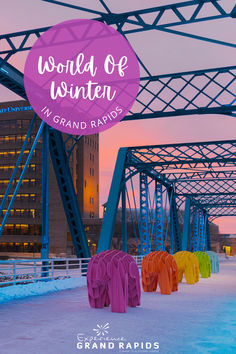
[{"x1": 206, "y1": 251, "x2": 219, "y2": 273}]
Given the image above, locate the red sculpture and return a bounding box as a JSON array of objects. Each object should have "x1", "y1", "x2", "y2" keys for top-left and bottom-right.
[{"x1": 87, "y1": 250, "x2": 141, "y2": 313}]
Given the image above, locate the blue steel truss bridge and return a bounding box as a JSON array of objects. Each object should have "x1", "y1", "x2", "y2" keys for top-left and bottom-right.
[
  {"x1": 0, "y1": 0, "x2": 236, "y2": 257},
  {"x1": 98, "y1": 140, "x2": 236, "y2": 255}
]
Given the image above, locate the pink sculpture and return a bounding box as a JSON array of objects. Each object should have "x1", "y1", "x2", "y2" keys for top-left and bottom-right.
[{"x1": 87, "y1": 250, "x2": 141, "y2": 313}]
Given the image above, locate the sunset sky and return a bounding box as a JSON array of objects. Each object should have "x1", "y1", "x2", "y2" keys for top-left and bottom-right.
[{"x1": 1, "y1": 0, "x2": 236, "y2": 233}]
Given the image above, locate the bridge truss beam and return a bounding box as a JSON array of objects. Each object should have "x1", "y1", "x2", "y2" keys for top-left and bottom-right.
[{"x1": 1, "y1": 0, "x2": 235, "y2": 59}]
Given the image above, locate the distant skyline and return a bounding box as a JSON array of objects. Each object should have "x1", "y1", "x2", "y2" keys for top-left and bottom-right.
[{"x1": 1, "y1": 0, "x2": 236, "y2": 233}]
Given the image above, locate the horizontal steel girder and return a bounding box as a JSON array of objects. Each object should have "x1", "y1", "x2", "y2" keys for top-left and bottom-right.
[
  {"x1": 127, "y1": 140, "x2": 236, "y2": 169},
  {"x1": 0, "y1": 0, "x2": 233, "y2": 57},
  {"x1": 125, "y1": 66, "x2": 236, "y2": 120},
  {"x1": 2, "y1": 56, "x2": 235, "y2": 120}
]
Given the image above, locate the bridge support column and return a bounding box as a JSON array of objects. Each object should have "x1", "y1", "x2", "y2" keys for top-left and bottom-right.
[
  {"x1": 198, "y1": 209, "x2": 205, "y2": 251},
  {"x1": 97, "y1": 148, "x2": 128, "y2": 253},
  {"x1": 122, "y1": 187, "x2": 127, "y2": 253},
  {"x1": 139, "y1": 173, "x2": 150, "y2": 255},
  {"x1": 154, "y1": 182, "x2": 164, "y2": 251},
  {"x1": 41, "y1": 124, "x2": 50, "y2": 260},
  {"x1": 168, "y1": 190, "x2": 181, "y2": 253},
  {"x1": 205, "y1": 216, "x2": 211, "y2": 251},
  {"x1": 182, "y1": 197, "x2": 191, "y2": 251},
  {"x1": 49, "y1": 130, "x2": 90, "y2": 258},
  {"x1": 193, "y1": 209, "x2": 199, "y2": 251}
]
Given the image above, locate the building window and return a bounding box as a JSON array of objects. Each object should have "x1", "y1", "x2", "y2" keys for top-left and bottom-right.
[
  {"x1": 0, "y1": 179, "x2": 37, "y2": 186},
  {"x1": 2, "y1": 208, "x2": 38, "y2": 218}
]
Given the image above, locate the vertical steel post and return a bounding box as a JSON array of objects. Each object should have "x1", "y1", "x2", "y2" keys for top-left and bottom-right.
[
  {"x1": 205, "y1": 216, "x2": 211, "y2": 251},
  {"x1": 192, "y1": 209, "x2": 199, "y2": 252},
  {"x1": 97, "y1": 148, "x2": 127, "y2": 253},
  {"x1": 49, "y1": 130, "x2": 90, "y2": 259},
  {"x1": 182, "y1": 197, "x2": 191, "y2": 251},
  {"x1": 13, "y1": 262, "x2": 16, "y2": 285},
  {"x1": 154, "y1": 182, "x2": 164, "y2": 251},
  {"x1": 41, "y1": 124, "x2": 50, "y2": 259},
  {"x1": 122, "y1": 187, "x2": 127, "y2": 253},
  {"x1": 198, "y1": 209, "x2": 205, "y2": 251},
  {"x1": 170, "y1": 216, "x2": 174, "y2": 254},
  {"x1": 167, "y1": 189, "x2": 181, "y2": 253},
  {"x1": 139, "y1": 172, "x2": 150, "y2": 255},
  {"x1": 187, "y1": 226, "x2": 192, "y2": 251}
]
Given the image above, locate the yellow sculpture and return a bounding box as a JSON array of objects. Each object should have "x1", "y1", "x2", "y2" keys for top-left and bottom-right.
[
  {"x1": 223, "y1": 246, "x2": 231, "y2": 256},
  {"x1": 174, "y1": 251, "x2": 199, "y2": 284}
]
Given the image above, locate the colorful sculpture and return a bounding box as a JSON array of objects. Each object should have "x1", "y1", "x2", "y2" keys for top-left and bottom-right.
[
  {"x1": 193, "y1": 251, "x2": 211, "y2": 278},
  {"x1": 206, "y1": 251, "x2": 219, "y2": 273},
  {"x1": 173, "y1": 251, "x2": 199, "y2": 284},
  {"x1": 223, "y1": 245, "x2": 231, "y2": 256},
  {"x1": 141, "y1": 251, "x2": 178, "y2": 295},
  {"x1": 87, "y1": 250, "x2": 141, "y2": 313}
]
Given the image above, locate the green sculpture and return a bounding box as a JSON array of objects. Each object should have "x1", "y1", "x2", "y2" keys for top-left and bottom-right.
[{"x1": 193, "y1": 251, "x2": 211, "y2": 278}]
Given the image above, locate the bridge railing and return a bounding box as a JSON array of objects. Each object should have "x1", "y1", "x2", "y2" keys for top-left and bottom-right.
[
  {"x1": 133, "y1": 255, "x2": 145, "y2": 268},
  {"x1": 0, "y1": 255, "x2": 144, "y2": 287},
  {"x1": 0, "y1": 258, "x2": 89, "y2": 286}
]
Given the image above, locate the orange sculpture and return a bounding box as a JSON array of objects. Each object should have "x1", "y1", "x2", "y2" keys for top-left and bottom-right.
[{"x1": 141, "y1": 251, "x2": 179, "y2": 295}]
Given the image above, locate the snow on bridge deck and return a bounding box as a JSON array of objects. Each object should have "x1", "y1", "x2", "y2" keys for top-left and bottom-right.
[{"x1": 0, "y1": 258, "x2": 236, "y2": 354}]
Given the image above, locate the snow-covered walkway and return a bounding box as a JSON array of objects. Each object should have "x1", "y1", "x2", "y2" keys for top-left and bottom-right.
[{"x1": 0, "y1": 259, "x2": 236, "y2": 354}]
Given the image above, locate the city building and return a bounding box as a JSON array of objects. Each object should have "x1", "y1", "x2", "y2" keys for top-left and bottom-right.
[{"x1": 0, "y1": 100, "x2": 99, "y2": 256}]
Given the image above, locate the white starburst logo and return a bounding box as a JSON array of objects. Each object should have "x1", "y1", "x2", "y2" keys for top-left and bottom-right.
[{"x1": 93, "y1": 323, "x2": 110, "y2": 336}]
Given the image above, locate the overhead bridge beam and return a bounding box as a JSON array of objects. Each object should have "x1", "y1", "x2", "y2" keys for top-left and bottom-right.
[
  {"x1": 40, "y1": 0, "x2": 232, "y2": 37},
  {"x1": 0, "y1": 0, "x2": 234, "y2": 60},
  {"x1": 126, "y1": 65, "x2": 236, "y2": 120},
  {"x1": 1, "y1": 57, "x2": 235, "y2": 120}
]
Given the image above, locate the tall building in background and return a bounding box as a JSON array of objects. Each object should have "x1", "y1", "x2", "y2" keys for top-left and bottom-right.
[{"x1": 0, "y1": 100, "x2": 99, "y2": 256}]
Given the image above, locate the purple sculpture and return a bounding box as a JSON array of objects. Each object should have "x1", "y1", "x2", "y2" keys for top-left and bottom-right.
[{"x1": 87, "y1": 250, "x2": 141, "y2": 313}]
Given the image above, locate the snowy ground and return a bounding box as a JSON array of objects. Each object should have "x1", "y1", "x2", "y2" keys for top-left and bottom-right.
[
  {"x1": 0, "y1": 259, "x2": 236, "y2": 354},
  {"x1": 0, "y1": 277, "x2": 86, "y2": 303}
]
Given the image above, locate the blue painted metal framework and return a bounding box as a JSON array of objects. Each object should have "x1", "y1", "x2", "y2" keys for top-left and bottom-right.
[
  {"x1": 98, "y1": 140, "x2": 236, "y2": 254},
  {"x1": 154, "y1": 182, "x2": 164, "y2": 252},
  {"x1": 139, "y1": 173, "x2": 150, "y2": 254},
  {"x1": 0, "y1": 0, "x2": 235, "y2": 256}
]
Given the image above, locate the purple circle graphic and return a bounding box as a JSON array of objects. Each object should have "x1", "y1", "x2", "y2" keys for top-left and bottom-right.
[{"x1": 24, "y1": 19, "x2": 140, "y2": 135}]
